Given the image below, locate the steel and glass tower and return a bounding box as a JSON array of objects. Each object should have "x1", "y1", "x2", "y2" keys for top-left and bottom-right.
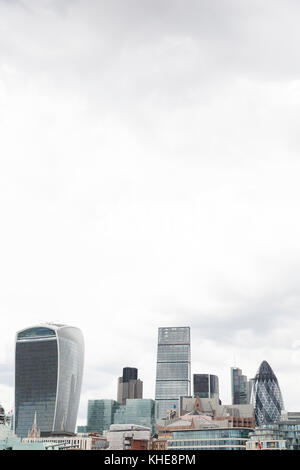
[
  {"x1": 86, "y1": 400, "x2": 120, "y2": 435},
  {"x1": 113, "y1": 399, "x2": 157, "y2": 434},
  {"x1": 15, "y1": 323, "x2": 84, "y2": 438},
  {"x1": 193, "y1": 374, "x2": 219, "y2": 400},
  {"x1": 155, "y1": 327, "x2": 191, "y2": 419},
  {"x1": 231, "y1": 367, "x2": 252, "y2": 405},
  {"x1": 251, "y1": 360, "x2": 284, "y2": 426}
]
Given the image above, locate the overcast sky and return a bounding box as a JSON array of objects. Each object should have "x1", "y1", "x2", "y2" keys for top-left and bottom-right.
[{"x1": 1, "y1": 0, "x2": 300, "y2": 425}]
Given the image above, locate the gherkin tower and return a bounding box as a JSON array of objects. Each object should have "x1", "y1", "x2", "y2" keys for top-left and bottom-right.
[{"x1": 251, "y1": 360, "x2": 284, "y2": 426}]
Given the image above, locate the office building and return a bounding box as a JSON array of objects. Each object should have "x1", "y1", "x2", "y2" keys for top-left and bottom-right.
[
  {"x1": 246, "y1": 425, "x2": 286, "y2": 450},
  {"x1": 107, "y1": 424, "x2": 151, "y2": 450},
  {"x1": 155, "y1": 327, "x2": 191, "y2": 419},
  {"x1": 281, "y1": 411, "x2": 300, "y2": 422},
  {"x1": 113, "y1": 399, "x2": 157, "y2": 434},
  {"x1": 117, "y1": 367, "x2": 143, "y2": 405},
  {"x1": 15, "y1": 323, "x2": 84, "y2": 438},
  {"x1": 251, "y1": 360, "x2": 284, "y2": 426},
  {"x1": 77, "y1": 425, "x2": 87, "y2": 433},
  {"x1": 167, "y1": 426, "x2": 253, "y2": 450},
  {"x1": 231, "y1": 367, "x2": 252, "y2": 405},
  {"x1": 86, "y1": 400, "x2": 120, "y2": 435},
  {"x1": 246, "y1": 421, "x2": 300, "y2": 450},
  {"x1": 193, "y1": 374, "x2": 219, "y2": 400},
  {"x1": 24, "y1": 433, "x2": 107, "y2": 450}
]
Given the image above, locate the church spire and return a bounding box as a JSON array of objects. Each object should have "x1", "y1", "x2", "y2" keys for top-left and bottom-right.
[{"x1": 27, "y1": 410, "x2": 41, "y2": 438}]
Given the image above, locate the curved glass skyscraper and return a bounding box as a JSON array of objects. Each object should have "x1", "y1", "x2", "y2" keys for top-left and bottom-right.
[
  {"x1": 15, "y1": 323, "x2": 84, "y2": 438},
  {"x1": 251, "y1": 360, "x2": 284, "y2": 426}
]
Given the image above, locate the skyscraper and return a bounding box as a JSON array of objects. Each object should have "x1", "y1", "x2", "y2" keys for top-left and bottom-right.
[
  {"x1": 155, "y1": 327, "x2": 191, "y2": 419},
  {"x1": 251, "y1": 360, "x2": 284, "y2": 426},
  {"x1": 86, "y1": 400, "x2": 120, "y2": 435},
  {"x1": 15, "y1": 323, "x2": 84, "y2": 438},
  {"x1": 117, "y1": 367, "x2": 143, "y2": 405},
  {"x1": 193, "y1": 374, "x2": 219, "y2": 400},
  {"x1": 113, "y1": 399, "x2": 157, "y2": 433},
  {"x1": 231, "y1": 367, "x2": 252, "y2": 405}
]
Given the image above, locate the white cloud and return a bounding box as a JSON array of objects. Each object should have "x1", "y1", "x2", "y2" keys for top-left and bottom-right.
[{"x1": 1, "y1": 1, "x2": 300, "y2": 423}]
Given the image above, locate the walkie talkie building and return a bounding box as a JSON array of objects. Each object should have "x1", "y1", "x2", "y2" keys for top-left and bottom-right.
[
  {"x1": 15, "y1": 323, "x2": 84, "y2": 438},
  {"x1": 155, "y1": 327, "x2": 191, "y2": 419},
  {"x1": 251, "y1": 360, "x2": 284, "y2": 426}
]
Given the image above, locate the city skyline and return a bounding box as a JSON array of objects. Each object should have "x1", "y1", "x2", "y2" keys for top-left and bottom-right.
[
  {"x1": 0, "y1": 321, "x2": 293, "y2": 428},
  {"x1": 1, "y1": 0, "x2": 300, "y2": 430}
]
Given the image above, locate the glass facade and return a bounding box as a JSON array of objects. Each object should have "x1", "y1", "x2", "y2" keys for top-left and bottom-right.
[
  {"x1": 15, "y1": 323, "x2": 84, "y2": 438},
  {"x1": 251, "y1": 361, "x2": 284, "y2": 426},
  {"x1": 87, "y1": 400, "x2": 120, "y2": 435},
  {"x1": 193, "y1": 374, "x2": 219, "y2": 400},
  {"x1": 15, "y1": 337, "x2": 58, "y2": 438},
  {"x1": 247, "y1": 422, "x2": 300, "y2": 450},
  {"x1": 77, "y1": 425, "x2": 87, "y2": 433},
  {"x1": 122, "y1": 368, "x2": 138, "y2": 382},
  {"x1": 17, "y1": 327, "x2": 56, "y2": 339},
  {"x1": 155, "y1": 327, "x2": 191, "y2": 419},
  {"x1": 113, "y1": 399, "x2": 157, "y2": 434},
  {"x1": 231, "y1": 367, "x2": 252, "y2": 405},
  {"x1": 168, "y1": 427, "x2": 252, "y2": 450}
]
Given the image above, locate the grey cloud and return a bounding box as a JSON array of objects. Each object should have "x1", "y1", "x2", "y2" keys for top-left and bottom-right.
[
  {"x1": 2, "y1": 0, "x2": 300, "y2": 416},
  {"x1": 2, "y1": 0, "x2": 300, "y2": 111},
  {"x1": 157, "y1": 286, "x2": 300, "y2": 347}
]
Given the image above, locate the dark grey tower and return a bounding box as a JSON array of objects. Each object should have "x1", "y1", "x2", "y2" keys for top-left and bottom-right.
[
  {"x1": 231, "y1": 367, "x2": 252, "y2": 405},
  {"x1": 15, "y1": 323, "x2": 84, "y2": 438},
  {"x1": 251, "y1": 360, "x2": 284, "y2": 426},
  {"x1": 193, "y1": 374, "x2": 219, "y2": 400},
  {"x1": 122, "y1": 367, "x2": 138, "y2": 382},
  {"x1": 117, "y1": 367, "x2": 143, "y2": 405}
]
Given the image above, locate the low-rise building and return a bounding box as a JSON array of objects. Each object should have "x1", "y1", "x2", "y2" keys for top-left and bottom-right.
[
  {"x1": 178, "y1": 396, "x2": 255, "y2": 428},
  {"x1": 167, "y1": 426, "x2": 253, "y2": 450},
  {"x1": 23, "y1": 432, "x2": 107, "y2": 450},
  {"x1": 106, "y1": 424, "x2": 151, "y2": 450},
  {"x1": 281, "y1": 411, "x2": 300, "y2": 422},
  {"x1": 246, "y1": 421, "x2": 300, "y2": 450},
  {"x1": 150, "y1": 437, "x2": 168, "y2": 450},
  {"x1": 0, "y1": 424, "x2": 46, "y2": 450},
  {"x1": 113, "y1": 399, "x2": 157, "y2": 434}
]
